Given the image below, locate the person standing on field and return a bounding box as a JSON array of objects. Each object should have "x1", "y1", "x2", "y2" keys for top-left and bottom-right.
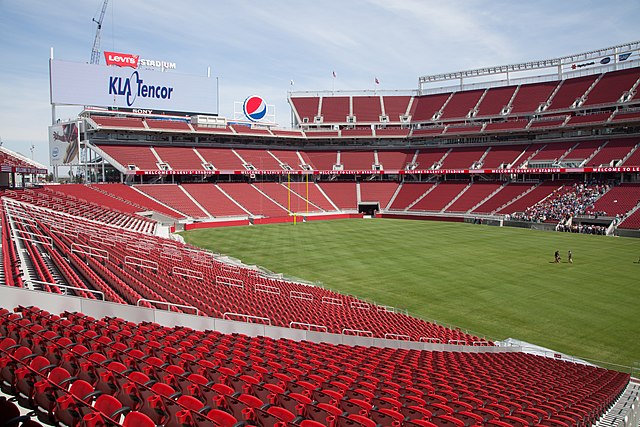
[{"x1": 568, "y1": 250, "x2": 573, "y2": 264}]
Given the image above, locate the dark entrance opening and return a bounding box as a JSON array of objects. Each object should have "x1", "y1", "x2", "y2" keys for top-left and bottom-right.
[{"x1": 358, "y1": 202, "x2": 379, "y2": 216}]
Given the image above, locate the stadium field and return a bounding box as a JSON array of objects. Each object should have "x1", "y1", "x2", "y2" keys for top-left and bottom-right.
[{"x1": 181, "y1": 218, "x2": 640, "y2": 369}]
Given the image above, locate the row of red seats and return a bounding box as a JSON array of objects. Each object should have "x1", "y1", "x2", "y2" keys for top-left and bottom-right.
[
  {"x1": 0, "y1": 306, "x2": 631, "y2": 427},
  {"x1": 2, "y1": 188, "x2": 156, "y2": 234}
]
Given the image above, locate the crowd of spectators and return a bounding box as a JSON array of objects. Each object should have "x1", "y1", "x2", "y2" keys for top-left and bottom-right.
[
  {"x1": 555, "y1": 223, "x2": 608, "y2": 235},
  {"x1": 510, "y1": 181, "x2": 610, "y2": 223}
]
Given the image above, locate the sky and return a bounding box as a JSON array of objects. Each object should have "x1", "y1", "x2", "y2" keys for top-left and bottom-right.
[{"x1": 0, "y1": 0, "x2": 638, "y2": 167}]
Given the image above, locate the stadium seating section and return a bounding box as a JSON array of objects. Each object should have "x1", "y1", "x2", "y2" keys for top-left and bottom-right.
[
  {"x1": 0, "y1": 306, "x2": 630, "y2": 427},
  {"x1": 0, "y1": 196, "x2": 488, "y2": 345}
]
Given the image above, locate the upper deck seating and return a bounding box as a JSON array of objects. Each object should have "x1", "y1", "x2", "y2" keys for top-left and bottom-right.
[
  {"x1": 291, "y1": 97, "x2": 320, "y2": 124},
  {"x1": 509, "y1": 81, "x2": 558, "y2": 114},
  {"x1": 382, "y1": 96, "x2": 412, "y2": 122},
  {"x1": 528, "y1": 141, "x2": 577, "y2": 163},
  {"x1": 476, "y1": 86, "x2": 517, "y2": 117},
  {"x1": 92, "y1": 116, "x2": 146, "y2": 128},
  {"x1": 547, "y1": 75, "x2": 598, "y2": 111},
  {"x1": 440, "y1": 147, "x2": 485, "y2": 169},
  {"x1": 414, "y1": 148, "x2": 449, "y2": 170},
  {"x1": 585, "y1": 138, "x2": 637, "y2": 167},
  {"x1": 409, "y1": 94, "x2": 450, "y2": 122},
  {"x1": 376, "y1": 150, "x2": 415, "y2": 170},
  {"x1": 340, "y1": 151, "x2": 376, "y2": 170},
  {"x1": 305, "y1": 152, "x2": 339, "y2": 171},
  {"x1": 98, "y1": 145, "x2": 160, "y2": 171},
  {"x1": 582, "y1": 68, "x2": 640, "y2": 106},
  {"x1": 440, "y1": 89, "x2": 484, "y2": 120},
  {"x1": 269, "y1": 150, "x2": 308, "y2": 170},
  {"x1": 154, "y1": 147, "x2": 207, "y2": 171},
  {"x1": 479, "y1": 144, "x2": 530, "y2": 169},
  {"x1": 352, "y1": 96, "x2": 382, "y2": 122},
  {"x1": 145, "y1": 119, "x2": 191, "y2": 131},
  {"x1": 320, "y1": 97, "x2": 350, "y2": 123},
  {"x1": 197, "y1": 148, "x2": 246, "y2": 170},
  {"x1": 234, "y1": 149, "x2": 283, "y2": 170}
]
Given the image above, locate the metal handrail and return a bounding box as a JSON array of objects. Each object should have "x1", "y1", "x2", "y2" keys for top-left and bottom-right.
[
  {"x1": 223, "y1": 312, "x2": 271, "y2": 325},
  {"x1": 342, "y1": 328, "x2": 373, "y2": 337},
  {"x1": 290, "y1": 291, "x2": 313, "y2": 301},
  {"x1": 420, "y1": 337, "x2": 442, "y2": 343},
  {"x1": 384, "y1": 333, "x2": 411, "y2": 341},
  {"x1": 25, "y1": 280, "x2": 104, "y2": 300},
  {"x1": 255, "y1": 283, "x2": 281, "y2": 295},
  {"x1": 321, "y1": 296, "x2": 343, "y2": 306},
  {"x1": 289, "y1": 322, "x2": 328, "y2": 332},
  {"x1": 172, "y1": 266, "x2": 203, "y2": 280},
  {"x1": 136, "y1": 298, "x2": 198, "y2": 315},
  {"x1": 350, "y1": 301, "x2": 370, "y2": 310}
]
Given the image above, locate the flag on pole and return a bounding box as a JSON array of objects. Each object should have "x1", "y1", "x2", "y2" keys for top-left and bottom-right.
[
  {"x1": 332, "y1": 71, "x2": 337, "y2": 78},
  {"x1": 375, "y1": 77, "x2": 380, "y2": 85}
]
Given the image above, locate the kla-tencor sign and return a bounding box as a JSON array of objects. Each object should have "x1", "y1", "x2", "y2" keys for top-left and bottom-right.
[{"x1": 49, "y1": 59, "x2": 216, "y2": 114}]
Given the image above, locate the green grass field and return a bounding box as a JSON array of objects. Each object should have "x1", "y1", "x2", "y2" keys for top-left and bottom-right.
[{"x1": 181, "y1": 219, "x2": 640, "y2": 368}]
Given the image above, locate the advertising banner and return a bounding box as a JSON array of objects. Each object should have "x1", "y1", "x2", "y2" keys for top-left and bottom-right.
[
  {"x1": 49, "y1": 121, "x2": 80, "y2": 166},
  {"x1": 50, "y1": 59, "x2": 216, "y2": 114}
]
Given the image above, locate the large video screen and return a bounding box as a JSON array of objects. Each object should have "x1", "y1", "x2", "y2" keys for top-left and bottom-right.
[{"x1": 50, "y1": 59, "x2": 217, "y2": 114}]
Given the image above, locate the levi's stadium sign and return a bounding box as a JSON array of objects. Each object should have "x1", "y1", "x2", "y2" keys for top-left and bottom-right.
[
  {"x1": 49, "y1": 59, "x2": 216, "y2": 114},
  {"x1": 104, "y1": 51, "x2": 176, "y2": 70},
  {"x1": 104, "y1": 51, "x2": 139, "y2": 68}
]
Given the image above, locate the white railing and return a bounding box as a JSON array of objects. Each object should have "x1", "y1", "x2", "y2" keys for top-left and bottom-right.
[
  {"x1": 384, "y1": 333, "x2": 411, "y2": 341},
  {"x1": 420, "y1": 337, "x2": 442, "y2": 343},
  {"x1": 289, "y1": 322, "x2": 328, "y2": 332},
  {"x1": 342, "y1": 328, "x2": 373, "y2": 337},
  {"x1": 254, "y1": 283, "x2": 280, "y2": 295},
  {"x1": 216, "y1": 276, "x2": 243, "y2": 288},
  {"x1": 223, "y1": 312, "x2": 270, "y2": 325},
  {"x1": 137, "y1": 298, "x2": 198, "y2": 315},
  {"x1": 350, "y1": 301, "x2": 371, "y2": 310},
  {"x1": 71, "y1": 243, "x2": 109, "y2": 260},
  {"x1": 172, "y1": 266, "x2": 203, "y2": 280},
  {"x1": 290, "y1": 291, "x2": 313, "y2": 301},
  {"x1": 321, "y1": 296, "x2": 343, "y2": 306},
  {"x1": 25, "y1": 279, "x2": 104, "y2": 300},
  {"x1": 124, "y1": 256, "x2": 158, "y2": 271}
]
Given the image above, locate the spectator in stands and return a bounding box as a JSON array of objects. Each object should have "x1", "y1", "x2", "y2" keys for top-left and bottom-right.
[{"x1": 511, "y1": 181, "x2": 610, "y2": 227}]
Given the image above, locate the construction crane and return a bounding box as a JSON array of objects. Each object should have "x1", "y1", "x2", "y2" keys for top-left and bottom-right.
[{"x1": 90, "y1": 0, "x2": 109, "y2": 64}]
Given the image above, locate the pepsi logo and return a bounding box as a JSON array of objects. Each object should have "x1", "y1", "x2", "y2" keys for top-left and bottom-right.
[{"x1": 243, "y1": 96, "x2": 267, "y2": 121}]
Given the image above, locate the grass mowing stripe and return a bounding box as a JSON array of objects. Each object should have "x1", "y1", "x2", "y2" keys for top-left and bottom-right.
[{"x1": 181, "y1": 218, "x2": 640, "y2": 368}]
